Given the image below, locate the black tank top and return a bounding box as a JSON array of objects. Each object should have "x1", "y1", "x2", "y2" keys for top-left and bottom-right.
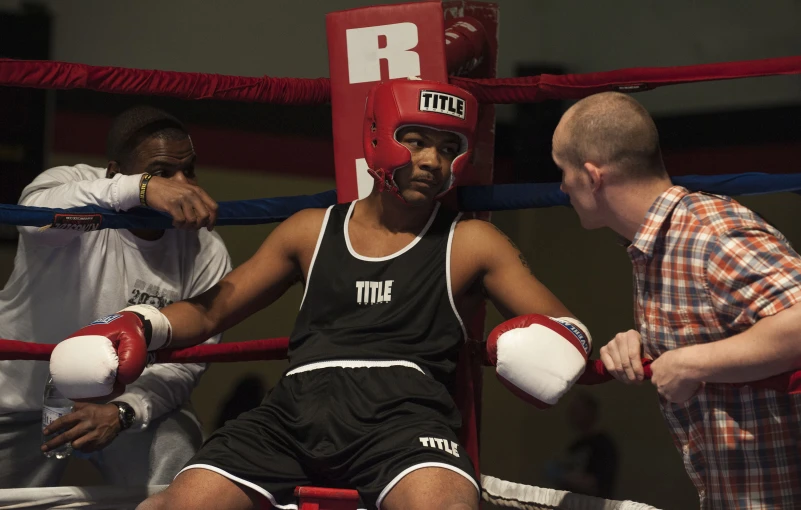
[{"x1": 287, "y1": 201, "x2": 467, "y2": 387}]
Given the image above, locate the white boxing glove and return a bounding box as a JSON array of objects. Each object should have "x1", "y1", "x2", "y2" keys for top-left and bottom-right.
[
  {"x1": 486, "y1": 314, "x2": 592, "y2": 409},
  {"x1": 50, "y1": 335, "x2": 120, "y2": 399},
  {"x1": 49, "y1": 304, "x2": 170, "y2": 399}
]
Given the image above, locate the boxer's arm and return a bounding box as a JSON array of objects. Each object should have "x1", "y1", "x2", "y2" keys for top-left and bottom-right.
[
  {"x1": 161, "y1": 208, "x2": 324, "y2": 348},
  {"x1": 454, "y1": 219, "x2": 574, "y2": 319},
  {"x1": 454, "y1": 220, "x2": 591, "y2": 407}
]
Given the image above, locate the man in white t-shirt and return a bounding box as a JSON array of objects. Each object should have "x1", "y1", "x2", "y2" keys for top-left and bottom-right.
[{"x1": 0, "y1": 106, "x2": 232, "y2": 487}]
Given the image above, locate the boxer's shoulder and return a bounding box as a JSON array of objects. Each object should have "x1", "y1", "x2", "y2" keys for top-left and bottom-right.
[
  {"x1": 281, "y1": 207, "x2": 328, "y2": 232},
  {"x1": 451, "y1": 216, "x2": 489, "y2": 238},
  {"x1": 273, "y1": 207, "x2": 331, "y2": 254},
  {"x1": 451, "y1": 217, "x2": 516, "y2": 259},
  {"x1": 447, "y1": 218, "x2": 508, "y2": 288},
  {"x1": 449, "y1": 218, "x2": 484, "y2": 265}
]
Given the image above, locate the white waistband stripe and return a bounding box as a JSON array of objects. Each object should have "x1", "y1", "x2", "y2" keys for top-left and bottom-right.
[{"x1": 286, "y1": 360, "x2": 425, "y2": 376}]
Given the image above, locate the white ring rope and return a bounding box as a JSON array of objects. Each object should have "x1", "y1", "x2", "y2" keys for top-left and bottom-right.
[
  {"x1": 480, "y1": 475, "x2": 662, "y2": 510},
  {"x1": 0, "y1": 485, "x2": 167, "y2": 509}
]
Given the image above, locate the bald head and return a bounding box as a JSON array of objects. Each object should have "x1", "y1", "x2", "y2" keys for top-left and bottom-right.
[{"x1": 553, "y1": 92, "x2": 666, "y2": 180}]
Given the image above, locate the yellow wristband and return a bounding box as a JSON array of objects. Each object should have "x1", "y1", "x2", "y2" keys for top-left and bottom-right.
[{"x1": 139, "y1": 173, "x2": 153, "y2": 207}]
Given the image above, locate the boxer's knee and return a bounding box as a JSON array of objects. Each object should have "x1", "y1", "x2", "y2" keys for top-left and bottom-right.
[
  {"x1": 135, "y1": 492, "x2": 170, "y2": 510},
  {"x1": 135, "y1": 483, "x2": 236, "y2": 510},
  {"x1": 444, "y1": 504, "x2": 475, "y2": 510},
  {"x1": 381, "y1": 467, "x2": 478, "y2": 510},
  {"x1": 135, "y1": 485, "x2": 197, "y2": 510},
  {"x1": 137, "y1": 468, "x2": 261, "y2": 510}
]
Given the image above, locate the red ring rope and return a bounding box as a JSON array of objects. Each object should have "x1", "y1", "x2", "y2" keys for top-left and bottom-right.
[
  {"x1": 1, "y1": 55, "x2": 799, "y2": 104},
  {"x1": 3, "y1": 338, "x2": 799, "y2": 395}
]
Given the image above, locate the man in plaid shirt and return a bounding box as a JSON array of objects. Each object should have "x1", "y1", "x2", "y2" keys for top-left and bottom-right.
[{"x1": 551, "y1": 91, "x2": 801, "y2": 509}]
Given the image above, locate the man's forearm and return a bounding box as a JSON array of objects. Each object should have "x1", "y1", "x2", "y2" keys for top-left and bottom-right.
[
  {"x1": 113, "y1": 361, "x2": 205, "y2": 431},
  {"x1": 683, "y1": 304, "x2": 801, "y2": 383},
  {"x1": 19, "y1": 170, "x2": 143, "y2": 245}
]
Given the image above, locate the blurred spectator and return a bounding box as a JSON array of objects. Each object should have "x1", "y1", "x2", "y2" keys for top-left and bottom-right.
[{"x1": 543, "y1": 391, "x2": 618, "y2": 498}]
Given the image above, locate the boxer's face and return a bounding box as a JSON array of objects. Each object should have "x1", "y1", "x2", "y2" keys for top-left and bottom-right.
[
  {"x1": 108, "y1": 136, "x2": 197, "y2": 184},
  {"x1": 393, "y1": 126, "x2": 461, "y2": 205}
]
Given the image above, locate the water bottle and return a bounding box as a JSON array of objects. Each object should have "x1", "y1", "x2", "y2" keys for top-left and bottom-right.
[{"x1": 42, "y1": 375, "x2": 73, "y2": 459}]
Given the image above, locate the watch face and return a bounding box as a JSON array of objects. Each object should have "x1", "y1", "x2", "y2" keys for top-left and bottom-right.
[{"x1": 114, "y1": 402, "x2": 135, "y2": 429}]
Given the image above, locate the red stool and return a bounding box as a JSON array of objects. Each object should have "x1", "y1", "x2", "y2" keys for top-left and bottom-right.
[{"x1": 294, "y1": 486, "x2": 361, "y2": 510}]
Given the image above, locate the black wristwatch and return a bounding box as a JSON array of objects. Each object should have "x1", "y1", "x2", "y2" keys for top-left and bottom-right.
[{"x1": 111, "y1": 401, "x2": 136, "y2": 431}]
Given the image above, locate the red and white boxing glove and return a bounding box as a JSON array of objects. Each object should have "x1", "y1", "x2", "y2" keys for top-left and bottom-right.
[
  {"x1": 486, "y1": 314, "x2": 592, "y2": 409},
  {"x1": 50, "y1": 305, "x2": 171, "y2": 399}
]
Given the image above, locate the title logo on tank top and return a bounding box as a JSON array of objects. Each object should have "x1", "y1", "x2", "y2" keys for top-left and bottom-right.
[{"x1": 356, "y1": 280, "x2": 393, "y2": 305}]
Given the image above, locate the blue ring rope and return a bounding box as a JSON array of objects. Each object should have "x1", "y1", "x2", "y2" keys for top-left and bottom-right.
[{"x1": 1, "y1": 173, "x2": 798, "y2": 230}]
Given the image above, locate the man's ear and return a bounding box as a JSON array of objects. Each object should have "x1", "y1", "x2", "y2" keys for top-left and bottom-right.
[
  {"x1": 106, "y1": 161, "x2": 120, "y2": 179},
  {"x1": 584, "y1": 162, "x2": 603, "y2": 193}
]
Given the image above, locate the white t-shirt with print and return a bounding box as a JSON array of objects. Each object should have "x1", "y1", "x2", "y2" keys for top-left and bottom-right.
[{"x1": 0, "y1": 164, "x2": 232, "y2": 431}]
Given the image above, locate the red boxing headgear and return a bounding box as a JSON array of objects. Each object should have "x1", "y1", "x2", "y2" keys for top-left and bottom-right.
[{"x1": 363, "y1": 79, "x2": 478, "y2": 199}]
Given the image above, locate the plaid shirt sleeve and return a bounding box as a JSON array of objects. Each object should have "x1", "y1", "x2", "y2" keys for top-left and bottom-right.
[{"x1": 706, "y1": 228, "x2": 801, "y2": 329}]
